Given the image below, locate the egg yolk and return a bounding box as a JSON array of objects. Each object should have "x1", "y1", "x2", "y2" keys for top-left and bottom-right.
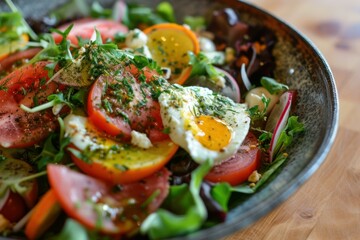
[{"x1": 193, "y1": 115, "x2": 232, "y2": 151}]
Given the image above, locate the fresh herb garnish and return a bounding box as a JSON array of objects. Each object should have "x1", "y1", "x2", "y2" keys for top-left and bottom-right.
[
  {"x1": 272, "y1": 116, "x2": 304, "y2": 159},
  {"x1": 90, "y1": 1, "x2": 113, "y2": 19},
  {"x1": 20, "y1": 92, "x2": 73, "y2": 113},
  {"x1": 188, "y1": 51, "x2": 222, "y2": 84},
  {"x1": 184, "y1": 16, "x2": 206, "y2": 31},
  {"x1": 51, "y1": 219, "x2": 89, "y2": 240},
  {"x1": 29, "y1": 25, "x2": 75, "y2": 74},
  {"x1": 257, "y1": 130, "x2": 273, "y2": 151},
  {"x1": 123, "y1": 2, "x2": 176, "y2": 29},
  {"x1": 3, "y1": 0, "x2": 38, "y2": 40},
  {"x1": 0, "y1": 12, "x2": 28, "y2": 45},
  {"x1": 31, "y1": 118, "x2": 71, "y2": 170},
  {"x1": 260, "y1": 76, "x2": 289, "y2": 95},
  {"x1": 247, "y1": 95, "x2": 270, "y2": 122}
]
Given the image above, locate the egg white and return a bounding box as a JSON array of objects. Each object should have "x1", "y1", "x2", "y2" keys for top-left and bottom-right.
[
  {"x1": 64, "y1": 114, "x2": 107, "y2": 151},
  {"x1": 64, "y1": 114, "x2": 154, "y2": 151},
  {"x1": 158, "y1": 85, "x2": 250, "y2": 164}
]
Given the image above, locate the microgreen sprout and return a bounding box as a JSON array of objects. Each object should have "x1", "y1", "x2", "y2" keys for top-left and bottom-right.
[{"x1": 20, "y1": 93, "x2": 73, "y2": 113}]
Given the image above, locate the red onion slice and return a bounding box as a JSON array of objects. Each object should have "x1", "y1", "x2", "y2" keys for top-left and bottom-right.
[
  {"x1": 215, "y1": 67, "x2": 241, "y2": 102},
  {"x1": 240, "y1": 63, "x2": 252, "y2": 91}
]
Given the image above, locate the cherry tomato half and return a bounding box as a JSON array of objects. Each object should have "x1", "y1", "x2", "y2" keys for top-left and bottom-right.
[
  {"x1": 205, "y1": 132, "x2": 261, "y2": 186},
  {"x1": 53, "y1": 18, "x2": 128, "y2": 45},
  {"x1": 47, "y1": 164, "x2": 170, "y2": 234}
]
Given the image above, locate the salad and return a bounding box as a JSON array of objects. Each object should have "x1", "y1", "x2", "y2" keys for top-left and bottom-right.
[{"x1": 0, "y1": 0, "x2": 304, "y2": 239}]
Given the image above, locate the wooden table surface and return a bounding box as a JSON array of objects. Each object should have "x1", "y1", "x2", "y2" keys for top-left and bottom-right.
[{"x1": 225, "y1": 0, "x2": 360, "y2": 239}]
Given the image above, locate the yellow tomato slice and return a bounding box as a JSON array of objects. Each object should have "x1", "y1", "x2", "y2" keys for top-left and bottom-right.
[
  {"x1": 143, "y1": 23, "x2": 200, "y2": 84},
  {"x1": 0, "y1": 34, "x2": 29, "y2": 61},
  {"x1": 66, "y1": 115, "x2": 178, "y2": 184}
]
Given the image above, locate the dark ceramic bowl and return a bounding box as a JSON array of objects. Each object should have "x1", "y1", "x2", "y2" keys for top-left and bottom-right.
[{"x1": 0, "y1": 0, "x2": 339, "y2": 239}]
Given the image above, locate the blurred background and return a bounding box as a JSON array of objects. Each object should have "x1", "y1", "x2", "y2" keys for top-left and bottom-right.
[{"x1": 227, "y1": 0, "x2": 360, "y2": 239}]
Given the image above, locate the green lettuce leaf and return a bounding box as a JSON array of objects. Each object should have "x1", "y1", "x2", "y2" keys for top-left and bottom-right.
[
  {"x1": 188, "y1": 51, "x2": 220, "y2": 80},
  {"x1": 210, "y1": 182, "x2": 232, "y2": 212},
  {"x1": 50, "y1": 219, "x2": 88, "y2": 240},
  {"x1": 184, "y1": 16, "x2": 206, "y2": 31},
  {"x1": 272, "y1": 116, "x2": 304, "y2": 159},
  {"x1": 123, "y1": 2, "x2": 175, "y2": 29},
  {"x1": 140, "y1": 159, "x2": 213, "y2": 239},
  {"x1": 156, "y1": 2, "x2": 175, "y2": 22}
]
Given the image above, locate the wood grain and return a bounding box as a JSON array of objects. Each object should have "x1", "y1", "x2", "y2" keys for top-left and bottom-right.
[{"x1": 225, "y1": 0, "x2": 360, "y2": 239}]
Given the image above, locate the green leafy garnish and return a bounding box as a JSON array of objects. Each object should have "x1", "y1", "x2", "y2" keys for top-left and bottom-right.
[
  {"x1": 51, "y1": 218, "x2": 115, "y2": 240},
  {"x1": 51, "y1": 219, "x2": 89, "y2": 240},
  {"x1": 184, "y1": 16, "x2": 206, "y2": 31},
  {"x1": 260, "y1": 77, "x2": 289, "y2": 95},
  {"x1": 123, "y1": 2, "x2": 175, "y2": 29},
  {"x1": 90, "y1": 2, "x2": 112, "y2": 19},
  {"x1": 247, "y1": 95, "x2": 270, "y2": 122},
  {"x1": 37, "y1": 119, "x2": 71, "y2": 170},
  {"x1": 257, "y1": 130, "x2": 272, "y2": 151},
  {"x1": 0, "y1": 12, "x2": 28, "y2": 45},
  {"x1": 20, "y1": 93, "x2": 73, "y2": 113},
  {"x1": 189, "y1": 51, "x2": 222, "y2": 82},
  {"x1": 156, "y1": 2, "x2": 176, "y2": 23},
  {"x1": 140, "y1": 159, "x2": 213, "y2": 239},
  {"x1": 3, "y1": 0, "x2": 38, "y2": 41},
  {"x1": 210, "y1": 183, "x2": 232, "y2": 211},
  {"x1": 48, "y1": 0, "x2": 90, "y2": 23},
  {"x1": 70, "y1": 88, "x2": 88, "y2": 107},
  {"x1": 30, "y1": 25, "x2": 75, "y2": 73},
  {"x1": 272, "y1": 116, "x2": 304, "y2": 159}
]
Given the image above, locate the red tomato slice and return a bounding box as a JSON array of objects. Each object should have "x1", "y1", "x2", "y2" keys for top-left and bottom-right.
[
  {"x1": 47, "y1": 164, "x2": 170, "y2": 234},
  {"x1": 0, "y1": 190, "x2": 27, "y2": 223},
  {"x1": 205, "y1": 132, "x2": 261, "y2": 186},
  {"x1": 87, "y1": 66, "x2": 168, "y2": 142},
  {"x1": 53, "y1": 18, "x2": 128, "y2": 45},
  {"x1": 0, "y1": 61, "x2": 60, "y2": 148},
  {"x1": 0, "y1": 48, "x2": 41, "y2": 73}
]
